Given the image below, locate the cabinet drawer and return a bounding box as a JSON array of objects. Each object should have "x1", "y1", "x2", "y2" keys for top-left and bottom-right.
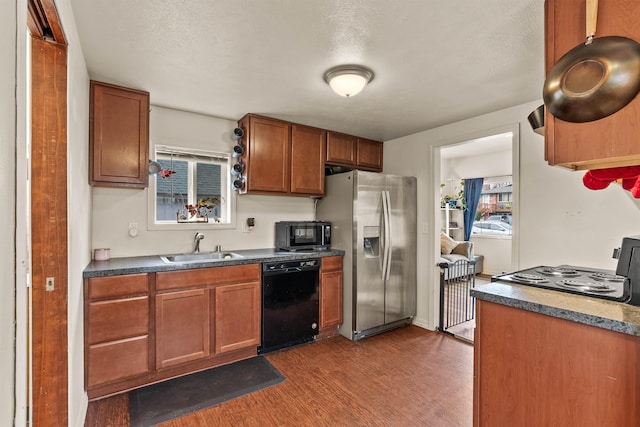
[
  {"x1": 322, "y1": 256, "x2": 343, "y2": 272},
  {"x1": 88, "y1": 296, "x2": 149, "y2": 344},
  {"x1": 87, "y1": 335, "x2": 149, "y2": 388},
  {"x1": 156, "y1": 263, "x2": 261, "y2": 291},
  {"x1": 88, "y1": 274, "x2": 148, "y2": 299}
]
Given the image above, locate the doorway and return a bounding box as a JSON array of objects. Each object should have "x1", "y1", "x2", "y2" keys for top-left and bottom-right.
[{"x1": 435, "y1": 127, "x2": 520, "y2": 341}]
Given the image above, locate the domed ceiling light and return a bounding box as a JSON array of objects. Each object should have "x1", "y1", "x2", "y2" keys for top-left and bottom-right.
[{"x1": 324, "y1": 65, "x2": 374, "y2": 97}]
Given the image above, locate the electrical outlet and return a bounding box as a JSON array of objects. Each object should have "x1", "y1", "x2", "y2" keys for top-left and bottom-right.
[{"x1": 128, "y1": 222, "x2": 139, "y2": 237}]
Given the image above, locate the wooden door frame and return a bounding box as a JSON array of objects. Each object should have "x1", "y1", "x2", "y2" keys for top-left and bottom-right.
[{"x1": 28, "y1": 0, "x2": 69, "y2": 425}]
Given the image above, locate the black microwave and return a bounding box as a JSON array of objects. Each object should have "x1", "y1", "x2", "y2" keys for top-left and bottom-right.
[{"x1": 275, "y1": 221, "x2": 331, "y2": 251}]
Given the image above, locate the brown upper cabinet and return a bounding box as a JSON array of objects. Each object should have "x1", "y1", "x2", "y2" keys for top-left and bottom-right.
[
  {"x1": 326, "y1": 132, "x2": 384, "y2": 172},
  {"x1": 239, "y1": 114, "x2": 291, "y2": 194},
  {"x1": 356, "y1": 137, "x2": 384, "y2": 171},
  {"x1": 326, "y1": 131, "x2": 357, "y2": 167},
  {"x1": 291, "y1": 124, "x2": 326, "y2": 196},
  {"x1": 89, "y1": 81, "x2": 150, "y2": 187},
  {"x1": 544, "y1": 0, "x2": 640, "y2": 170},
  {"x1": 237, "y1": 114, "x2": 383, "y2": 196},
  {"x1": 237, "y1": 114, "x2": 325, "y2": 196}
]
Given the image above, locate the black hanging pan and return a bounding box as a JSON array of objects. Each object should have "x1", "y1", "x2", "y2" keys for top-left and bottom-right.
[{"x1": 543, "y1": 0, "x2": 640, "y2": 123}]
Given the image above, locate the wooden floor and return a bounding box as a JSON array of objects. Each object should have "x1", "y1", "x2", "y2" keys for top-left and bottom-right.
[{"x1": 85, "y1": 326, "x2": 473, "y2": 427}]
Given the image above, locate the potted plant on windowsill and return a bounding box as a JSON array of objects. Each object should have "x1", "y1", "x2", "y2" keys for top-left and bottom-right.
[{"x1": 176, "y1": 197, "x2": 220, "y2": 223}]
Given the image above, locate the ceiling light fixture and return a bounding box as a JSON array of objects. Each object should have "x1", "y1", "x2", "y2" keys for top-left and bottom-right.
[{"x1": 324, "y1": 65, "x2": 374, "y2": 97}]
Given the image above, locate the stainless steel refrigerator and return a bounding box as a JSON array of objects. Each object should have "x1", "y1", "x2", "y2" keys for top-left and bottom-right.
[{"x1": 316, "y1": 170, "x2": 417, "y2": 340}]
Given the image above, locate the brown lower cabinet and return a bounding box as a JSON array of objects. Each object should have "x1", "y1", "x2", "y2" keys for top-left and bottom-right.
[
  {"x1": 474, "y1": 300, "x2": 640, "y2": 426},
  {"x1": 85, "y1": 264, "x2": 261, "y2": 400},
  {"x1": 318, "y1": 256, "x2": 343, "y2": 338}
]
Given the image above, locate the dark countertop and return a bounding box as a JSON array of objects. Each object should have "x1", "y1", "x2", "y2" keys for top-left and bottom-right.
[
  {"x1": 83, "y1": 248, "x2": 345, "y2": 278},
  {"x1": 471, "y1": 282, "x2": 640, "y2": 337}
]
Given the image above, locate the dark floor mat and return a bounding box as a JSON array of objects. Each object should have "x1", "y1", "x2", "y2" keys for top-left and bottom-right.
[{"x1": 129, "y1": 357, "x2": 285, "y2": 427}]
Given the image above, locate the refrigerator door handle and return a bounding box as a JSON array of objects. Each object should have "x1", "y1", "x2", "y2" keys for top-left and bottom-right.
[{"x1": 381, "y1": 190, "x2": 392, "y2": 281}]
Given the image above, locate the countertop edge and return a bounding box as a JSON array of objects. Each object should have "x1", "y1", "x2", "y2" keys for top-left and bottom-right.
[
  {"x1": 471, "y1": 283, "x2": 640, "y2": 337},
  {"x1": 83, "y1": 248, "x2": 346, "y2": 278}
]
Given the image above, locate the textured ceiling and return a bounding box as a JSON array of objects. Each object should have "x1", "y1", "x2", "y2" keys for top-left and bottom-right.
[{"x1": 69, "y1": 0, "x2": 545, "y2": 141}]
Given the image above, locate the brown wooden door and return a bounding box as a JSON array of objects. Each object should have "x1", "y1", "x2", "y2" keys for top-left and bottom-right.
[
  {"x1": 246, "y1": 115, "x2": 291, "y2": 193},
  {"x1": 291, "y1": 124, "x2": 326, "y2": 195},
  {"x1": 545, "y1": 0, "x2": 640, "y2": 170},
  {"x1": 326, "y1": 131, "x2": 357, "y2": 167},
  {"x1": 357, "y1": 138, "x2": 383, "y2": 172},
  {"x1": 90, "y1": 81, "x2": 150, "y2": 187},
  {"x1": 155, "y1": 289, "x2": 210, "y2": 368},
  {"x1": 213, "y1": 282, "x2": 261, "y2": 354}
]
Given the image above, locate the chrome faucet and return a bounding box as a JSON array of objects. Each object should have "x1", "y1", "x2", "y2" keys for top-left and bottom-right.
[{"x1": 194, "y1": 232, "x2": 204, "y2": 252}]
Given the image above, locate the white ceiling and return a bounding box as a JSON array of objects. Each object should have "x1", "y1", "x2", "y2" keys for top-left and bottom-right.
[
  {"x1": 69, "y1": 0, "x2": 545, "y2": 141},
  {"x1": 441, "y1": 132, "x2": 513, "y2": 159}
]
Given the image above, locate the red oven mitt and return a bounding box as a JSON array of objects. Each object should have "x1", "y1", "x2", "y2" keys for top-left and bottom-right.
[{"x1": 583, "y1": 165, "x2": 640, "y2": 198}]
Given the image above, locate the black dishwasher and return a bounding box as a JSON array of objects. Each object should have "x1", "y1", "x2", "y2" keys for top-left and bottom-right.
[{"x1": 259, "y1": 258, "x2": 320, "y2": 354}]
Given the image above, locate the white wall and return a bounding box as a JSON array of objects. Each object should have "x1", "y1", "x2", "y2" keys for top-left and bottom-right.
[
  {"x1": 2, "y1": 1, "x2": 17, "y2": 425},
  {"x1": 92, "y1": 106, "x2": 315, "y2": 257},
  {"x1": 56, "y1": 0, "x2": 93, "y2": 425},
  {"x1": 469, "y1": 236, "x2": 512, "y2": 275},
  {"x1": 384, "y1": 100, "x2": 640, "y2": 330}
]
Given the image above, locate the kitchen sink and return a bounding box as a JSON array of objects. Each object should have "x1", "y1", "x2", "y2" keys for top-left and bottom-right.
[{"x1": 160, "y1": 252, "x2": 244, "y2": 264}]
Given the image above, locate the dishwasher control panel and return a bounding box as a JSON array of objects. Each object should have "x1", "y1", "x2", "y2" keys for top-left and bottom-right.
[{"x1": 263, "y1": 258, "x2": 319, "y2": 272}]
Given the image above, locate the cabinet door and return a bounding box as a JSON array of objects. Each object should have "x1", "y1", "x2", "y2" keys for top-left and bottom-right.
[
  {"x1": 246, "y1": 115, "x2": 291, "y2": 193},
  {"x1": 291, "y1": 124, "x2": 326, "y2": 195},
  {"x1": 474, "y1": 300, "x2": 640, "y2": 426},
  {"x1": 213, "y1": 281, "x2": 261, "y2": 354},
  {"x1": 326, "y1": 131, "x2": 357, "y2": 167},
  {"x1": 156, "y1": 289, "x2": 210, "y2": 368},
  {"x1": 320, "y1": 270, "x2": 343, "y2": 329},
  {"x1": 357, "y1": 138, "x2": 383, "y2": 171},
  {"x1": 89, "y1": 81, "x2": 149, "y2": 187},
  {"x1": 545, "y1": 0, "x2": 640, "y2": 170}
]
